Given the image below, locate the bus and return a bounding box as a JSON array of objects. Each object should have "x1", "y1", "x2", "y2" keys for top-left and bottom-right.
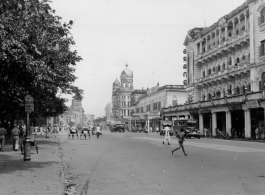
[{"x1": 173, "y1": 119, "x2": 200, "y2": 138}]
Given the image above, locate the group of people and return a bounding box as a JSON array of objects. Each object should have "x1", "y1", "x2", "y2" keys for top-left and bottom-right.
[
  {"x1": 68, "y1": 125, "x2": 102, "y2": 139},
  {"x1": 0, "y1": 124, "x2": 25, "y2": 152},
  {"x1": 163, "y1": 126, "x2": 188, "y2": 156}
]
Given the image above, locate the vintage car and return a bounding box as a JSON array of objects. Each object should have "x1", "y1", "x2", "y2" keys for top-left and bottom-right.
[{"x1": 111, "y1": 123, "x2": 125, "y2": 133}]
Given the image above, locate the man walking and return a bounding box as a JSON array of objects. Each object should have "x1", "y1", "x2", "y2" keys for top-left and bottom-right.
[
  {"x1": 11, "y1": 125, "x2": 20, "y2": 151},
  {"x1": 172, "y1": 128, "x2": 188, "y2": 156},
  {"x1": 163, "y1": 126, "x2": 171, "y2": 145},
  {"x1": 0, "y1": 124, "x2": 7, "y2": 151},
  {"x1": 96, "y1": 125, "x2": 101, "y2": 139}
]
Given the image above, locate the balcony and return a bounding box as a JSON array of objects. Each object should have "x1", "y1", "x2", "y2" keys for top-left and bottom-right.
[
  {"x1": 195, "y1": 29, "x2": 250, "y2": 64},
  {"x1": 162, "y1": 91, "x2": 264, "y2": 113}
]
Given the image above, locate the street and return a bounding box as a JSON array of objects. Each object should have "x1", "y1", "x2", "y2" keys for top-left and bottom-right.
[{"x1": 59, "y1": 130, "x2": 265, "y2": 195}]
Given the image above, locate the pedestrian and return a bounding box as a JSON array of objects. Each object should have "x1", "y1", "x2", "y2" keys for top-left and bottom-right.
[
  {"x1": 96, "y1": 124, "x2": 101, "y2": 139},
  {"x1": 11, "y1": 125, "x2": 20, "y2": 151},
  {"x1": 255, "y1": 126, "x2": 260, "y2": 140},
  {"x1": 0, "y1": 124, "x2": 7, "y2": 152},
  {"x1": 171, "y1": 128, "x2": 188, "y2": 156},
  {"x1": 163, "y1": 126, "x2": 171, "y2": 145}
]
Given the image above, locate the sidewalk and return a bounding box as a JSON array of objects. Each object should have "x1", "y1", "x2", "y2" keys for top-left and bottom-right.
[{"x1": 0, "y1": 134, "x2": 64, "y2": 195}]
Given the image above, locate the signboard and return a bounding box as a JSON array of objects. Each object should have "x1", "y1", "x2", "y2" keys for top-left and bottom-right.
[
  {"x1": 25, "y1": 95, "x2": 34, "y2": 112},
  {"x1": 245, "y1": 100, "x2": 260, "y2": 109},
  {"x1": 228, "y1": 104, "x2": 242, "y2": 111}
]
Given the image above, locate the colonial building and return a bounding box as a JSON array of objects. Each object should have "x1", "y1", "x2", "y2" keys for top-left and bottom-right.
[
  {"x1": 59, "y1": 98, "x2": 85, "y2": 126},
  {"x1": 105, "y1": 102, "x2": 112, "y2": 124},
  {"x1": 112, "y1": 63, "x2": 134, "y2": 119},
  {"x1": 162, "y1": 0, "x2": 265, "y2": 139},
  {"x1": 131, "y1": 84, "x2": 186, "y2": 131}
]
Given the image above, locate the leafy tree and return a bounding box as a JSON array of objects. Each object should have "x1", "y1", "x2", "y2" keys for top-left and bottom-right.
[{"x1": 0, "y1": 0, "x2": 83, "y2": 128}]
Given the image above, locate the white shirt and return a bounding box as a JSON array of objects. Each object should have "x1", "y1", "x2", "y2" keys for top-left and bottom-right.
[{"x1": 96, "y1": 126, "x2": 101, "y2": 132}]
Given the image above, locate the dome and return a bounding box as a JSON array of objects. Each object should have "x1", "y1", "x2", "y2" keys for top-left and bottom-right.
[
  {"x1": 113, "y1": 78, "x2": 120, "y2": 86},
  {"x1": 120, "y1": 64, "x2": 133, "y2": 78}
]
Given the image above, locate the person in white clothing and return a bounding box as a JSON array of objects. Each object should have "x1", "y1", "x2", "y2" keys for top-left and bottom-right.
[
  {"x1": 96, "y1": 125, "x2": 101, "y2": 139},
  {"x1": 163, "y1": 126, "x2": 171, "y2": 145}
]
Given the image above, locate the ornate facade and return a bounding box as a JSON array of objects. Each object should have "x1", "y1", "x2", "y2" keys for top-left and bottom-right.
[
  {"x1": 162, "y1": 0, "x2": 265, "y2": 139},
  {"x1": 112, "y1": 64, "x2": 134, "y2": 119}
]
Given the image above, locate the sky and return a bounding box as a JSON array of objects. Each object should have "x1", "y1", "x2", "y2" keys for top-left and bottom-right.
[{"x1": 50, "y1": 0, "x2": 245, "y2": 118}]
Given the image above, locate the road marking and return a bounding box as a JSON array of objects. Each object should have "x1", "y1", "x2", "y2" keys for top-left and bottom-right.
[{"x1": 133, "y1": 137, "x2": 265, "y2": 153}]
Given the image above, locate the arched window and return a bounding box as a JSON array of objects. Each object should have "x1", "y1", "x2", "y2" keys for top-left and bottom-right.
[
  {"x1": 236, "y1": 86, "x2": 240, "y2": 94},
  {"x1": 222, "y1": 63, "x2": 226, "y2": 70},
  {"x1": 236, "y1": 29, "x2": 239, "y2": 35},
  {"x1": 242, "y1": 55, "x2": 245, "y2": 61},
  {"x1": 260, "y1": 72, "x2": 265, "y2": 90},
  {"x1": 213, "y1": 67, "x2": 215, "y2": 72},
  {"x1": 261, "y1": 7, "x2": 265, "y2": 24},
  {"x1": 235, "y1": 57, "x2": 240, "y2": 65},
  {"x1": 208, "y1": 69, "x2": 211, "y2": 75},
  {"x1": 218, "y1": 65, "x2": 221, "y2": 72},
  {"x1": 228, "y1": 32, "x2": 232, "y2": 37},
  {"x1": 172, "y1": 96, "x2": 177, "y2": 106},
  {"x1": 203, "y1": 71, "x2": 205, "y2": 77},
  {"x1": 228, "y1": 57, "x2": 232, "y2": 65},
  {"x1": 242, "y1": 25, "x2": 245, "y2": 31},
  {"x1": 208, "y1": 93, "x2": 212, "y2": 100},
  {"x1": 216, "y1": 91, "x2": 221, "y2": 97}
]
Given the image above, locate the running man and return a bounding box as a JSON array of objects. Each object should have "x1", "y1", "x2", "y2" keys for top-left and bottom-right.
[{"x1": 172, "y1": 128, "x2": 188, "y2": 156}]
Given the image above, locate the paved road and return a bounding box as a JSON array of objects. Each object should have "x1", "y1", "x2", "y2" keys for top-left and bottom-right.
[{"x1": 59, "y1": 130, "x2": 265, "y2": 195}]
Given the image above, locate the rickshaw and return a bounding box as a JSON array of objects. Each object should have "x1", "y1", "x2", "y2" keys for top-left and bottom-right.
[
  {"x1": 68, "y1": 126, "x2": 79, "y2": 139},
  {"x1": 80, "y1": 126, "x2": 90, "y2": 139}
]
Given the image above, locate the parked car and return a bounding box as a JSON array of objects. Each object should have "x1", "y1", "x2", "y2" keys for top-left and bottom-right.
[{"x1": 111, "y1": 123, "x2": 125, "y2": 133}]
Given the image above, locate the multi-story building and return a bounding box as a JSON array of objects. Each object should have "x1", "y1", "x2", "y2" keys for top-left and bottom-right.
[
  {"x1": 105, "y1": 103, "x2": 112, "y2": 123},
  {"x1": 112, "y1": 63, "x2": 134, "y2": 119},
  {"x1": 162, "y1": 0, "x2": 265, "y2": 139},
  {"x1": 131, "y1": 84, "x2": 186, "y2": 131},
  {"x1": 59, "y1": 98, "x2": 85, "y2": 126},
  {"x1": 86, "y1": 114, "x2": 94, "y2": 126}
]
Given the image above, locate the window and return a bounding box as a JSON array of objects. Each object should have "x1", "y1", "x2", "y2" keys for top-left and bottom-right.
[
  {"x1": 235, "y1": 57, "x2": 240, "y2": 65},
  {"x1": 222, "y1": 63, "x2": 226, "y2": 70},
  {"x1": 260, "y1": 7, "x2": 265, "y2": 24},
  {"x1": 203, "y1": 71, "x2": 205, "y2": 77},
  {"x1": 208, "y1": 69, "x2": 211, "y2": 75},
  {"x1": 213, "y1": 67, "x2": 215, "y2": 72},
  {"x1": 217, "y1": 65, "x2": 221, "y2": 72},
  {"x1": 172, "y1": 96, "x2": 177, "y2": 106},
  {"x1": 158, "y1": 102, "x2": 161, "y2": 110},
  {"x1": 208, "y1": 93, "x2": 212, "y2": 100},
  {"x1": 141, "y1": 107, "x2": 143, "y2": 113},
  {"x1": 259, "y1": 72, "x2": 265, "y2": 90},
  {"x1": 241, "y1": 25, "x2": 245, "y2": 31},
  {"x1": 242, "y1": 55, "x2": 245, "y2": 61},
  {"x1": 216, "y1": 91, "x2": 221, "y2": 97},
  {"x1": 228, "y1": 32, "x2": 232, "y2": 37},
  {"x1": 228, "y1": 56, "x2": 232, "y2": 65},
  {"x1": 236, "y1": 29, "x2": 239, "y2": 35},
  {"x1": 261, "y1": 40, "x2": 265, "y2": 57}
]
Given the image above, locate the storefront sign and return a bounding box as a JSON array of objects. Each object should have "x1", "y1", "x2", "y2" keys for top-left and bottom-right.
[{"x1": 246, "y1": 100, "x2": 260, "y2": 109}]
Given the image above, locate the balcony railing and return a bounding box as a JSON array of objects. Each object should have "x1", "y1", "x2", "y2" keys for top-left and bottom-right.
[{"x1": 162, "y1": 91, "x2": 264, "y2": 113}]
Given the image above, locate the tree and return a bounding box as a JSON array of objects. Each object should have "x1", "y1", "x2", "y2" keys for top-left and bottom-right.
[{"x1": 0, "y1": 0, "x2": 83, "y2": 127}]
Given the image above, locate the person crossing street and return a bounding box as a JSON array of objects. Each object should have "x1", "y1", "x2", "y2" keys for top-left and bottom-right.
[
  {"x1": 96, "y1": 125, "x2": 101, "y2": 139},
  {"x1": 0, "y1": 124, "x2": 7, "y2": 152},
  {"x1": 172, "y1": 128, "x2": 188, "y2": 156},
  {"x1": 163, "y1": 126, "x2": 171, "y2": 145}
]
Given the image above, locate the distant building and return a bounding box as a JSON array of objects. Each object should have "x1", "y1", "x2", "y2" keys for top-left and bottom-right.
[
  {"x1": 59, "y1": 99, "x2": 85, "y2": 126},
  {"x1": 130, "y1": 83, "x2": 186, "y2": 131},
  {"x1": 86, "y1": 114, "x2": 94, "y2": 125},
  {"x1": 105, "y1": 103, "x2": 112, "y2": 123},
  {"x1": 112, "y1": 63, "x2": 134, "y2": 119}
]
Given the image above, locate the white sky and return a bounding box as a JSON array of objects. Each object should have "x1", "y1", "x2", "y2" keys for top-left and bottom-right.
[{"x1": 50, "y1": 0, "x2": 245, "y2": 117}]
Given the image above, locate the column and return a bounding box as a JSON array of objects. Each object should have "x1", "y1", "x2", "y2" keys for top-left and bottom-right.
[
  {"x1": 225, "y1": 25, "x2": 228, "y2": 40},
  {"x1": 232, "y1": 20, "x2": 235, "y2": 36},
  {"x1": 212, "y1": 112, "x2": 217, "y2": 136},
  {"x1": 215, "y1": 30, "x2": 217, "y2": 45},
  {"x1": 218, "y1": 28, "x2": 221, "y2": 44},
  {"x1": 238, "y1": 17, "x2": 241, "y2": 33},
  {"x1": 244, "y1": 109, "x2": 251, "y2": 138},
  {"x1": 200, "y1": 41, "x2": 203, "y2": 54},
  {"x1": 226, "y1": 111, "x2": 232, "y2": 136},
  {"x1": 206, "y1": 37, "x2": 208, "y2": 51},
  {"x1": 244, "y1": 13, "x2": 247, "y2": 30},
  {"x1": 199, "y1": 113, "x2": 204, "y2": 136},
  {"x1": 147, "y1": 119, "x2": 150, "y2": 132}
]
